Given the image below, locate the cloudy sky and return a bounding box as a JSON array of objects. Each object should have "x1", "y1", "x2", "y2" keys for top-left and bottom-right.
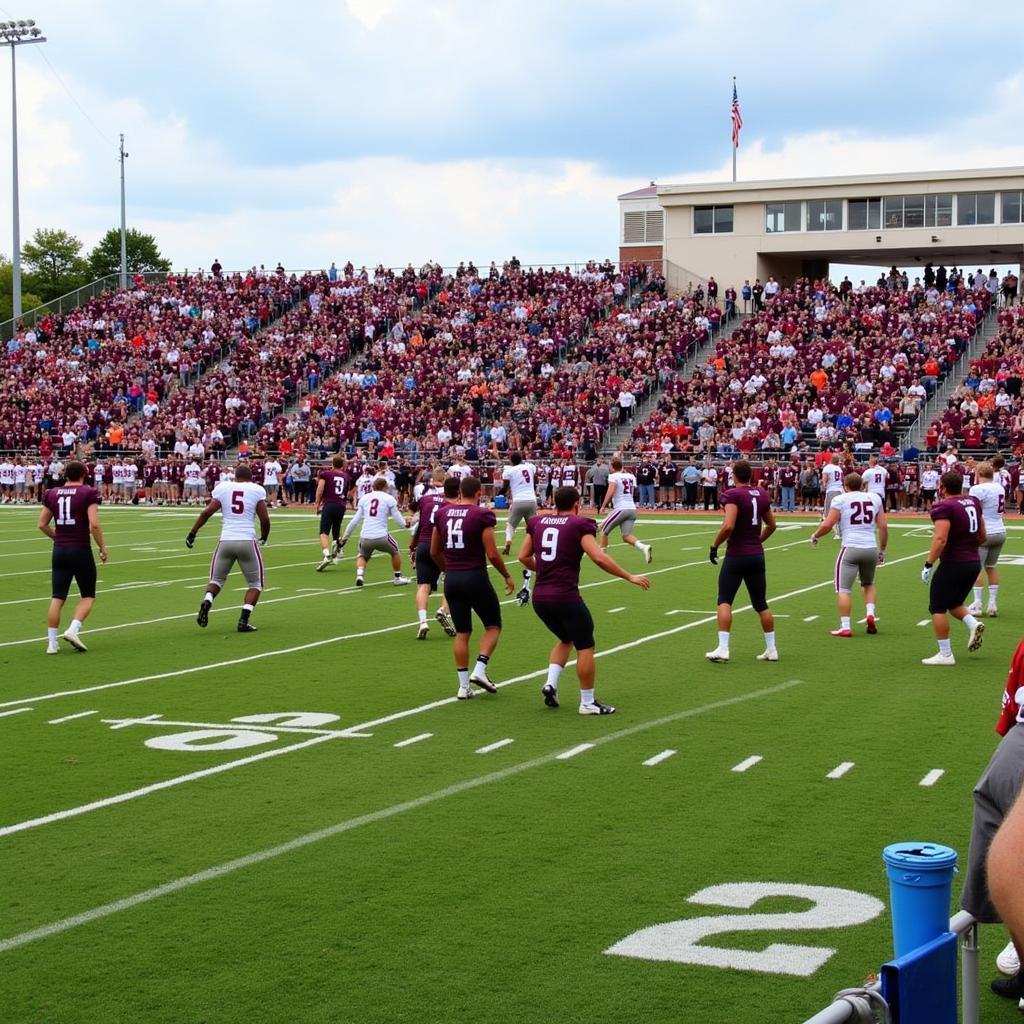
[{"x1": 2, "y1": 0, "x2": 1023, "y2": 273}]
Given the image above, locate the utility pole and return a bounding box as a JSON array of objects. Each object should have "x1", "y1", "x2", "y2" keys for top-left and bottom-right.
[
  {"x1": 119, "y1": 133, "x2": 128, "y2": 289},
  {"x1": 1, "y1": 19, "x2": 46, "y2": 322}
]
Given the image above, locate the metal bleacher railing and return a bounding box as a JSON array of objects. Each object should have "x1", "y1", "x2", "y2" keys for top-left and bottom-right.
[{"x1": 801, "y1": 910, "x2": 979, "y2": 1024}]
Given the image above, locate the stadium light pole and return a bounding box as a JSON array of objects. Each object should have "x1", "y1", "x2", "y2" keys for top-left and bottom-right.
[
  {"x1": 119, "y1": 133, "x2": 128, "y2": 289},
  {"x1": 0, "y1": 19, "x2": 45, "y2": 323}
]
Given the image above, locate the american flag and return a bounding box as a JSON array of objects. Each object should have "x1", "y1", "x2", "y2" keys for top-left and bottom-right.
[{"x1": 731, "y1": 81, "x2": 743, "y2": 147}]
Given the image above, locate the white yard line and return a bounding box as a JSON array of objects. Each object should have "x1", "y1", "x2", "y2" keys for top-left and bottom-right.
[
  {"x1": 732, "y1": 755, "x2": 763, "y2": 773},
  {"x1": 917, "y1": 619, "x2": 931, "y2": 627},
  {"x1": 0, "y1": 707, "x2": 31, "y2": 719},
  {"x1": 642, "y1": 749, "x2": 676, "y2": 767},
  {"x1": 99, "y1": 717, "x2": 370, "y2": 738},
  {"x1": 555, "y1": 743, "x2": 594, "y2": 760},
  {"x1": 475, "y1": 738, "x2": 514, "y2": 754},
  {"x1": 0, "y1": 734, "x2": 339, "y2": 838},
  {"x1": 0, "y1": 679, "x2": 805, "y2": 953},
  {"x1": 919, "y1": 769, "x2": 945, "y2": 787},
  {"x1": 393, "y1": 733, "x2": 433, "y2": 748},
  {"x1": 0, "y1": 548, "x2": 929, "y2": 712},
  {"x1": 803, "y1": 615, "x2": 819, "y2": 622},
  {"x1": 826, "y1": 761, "x2": 855, "y2": 779},
  {"x1": 607, "y1": 607, "x2": 625, "y2": 614},
  {"x1": 47, "y1": 710, "x2": 98, "y2": 725}
]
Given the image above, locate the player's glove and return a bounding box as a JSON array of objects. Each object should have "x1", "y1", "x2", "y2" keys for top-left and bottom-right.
[
  {"x1": 809, "y1": 535, "x2": 819, "y2": 547},
  {"x1": 185, "y1": 532, "x2": 197, "y2": 549},
  {"x1": 259, "y1": 537, "x2": 268, "y2": 549},
  {"x1": 708, "y1": 545, "x2": 718, "y2": 565},
  {"x1": 877, "y1": 550, "x2": 886, "y2": 565},
  {"x1": 921, "y1": 561, "x2": 933, "y2": 584}
]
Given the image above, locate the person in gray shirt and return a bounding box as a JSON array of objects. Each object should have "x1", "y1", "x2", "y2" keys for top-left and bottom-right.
[
  {"x1": 586, "y1": 458, "x2": 610, "y2": 510},
  {"x1": 290, "y1": 457, "x2": 313, "y2": 504},
  {"x1": 681, "y1": 458, "x2": 701, "y2": 510}
]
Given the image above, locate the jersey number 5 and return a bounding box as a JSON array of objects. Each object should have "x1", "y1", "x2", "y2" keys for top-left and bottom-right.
[{"x1": 231, "y1": 491, "x2": 244, "y2": 515}]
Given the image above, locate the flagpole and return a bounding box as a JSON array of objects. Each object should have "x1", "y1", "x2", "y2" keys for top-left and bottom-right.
[{"x1": 731, "y1": 76, "x2": 737, "y2": 182}]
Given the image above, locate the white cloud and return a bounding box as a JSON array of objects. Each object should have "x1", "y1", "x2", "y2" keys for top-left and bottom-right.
[{"x1": 344, "y1": 0, "x2": 396, "y2": 31}]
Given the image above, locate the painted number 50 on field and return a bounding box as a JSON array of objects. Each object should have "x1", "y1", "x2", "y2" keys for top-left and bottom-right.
[{"x1": 605, "y1": 882, "x2": 884, "y2": 977}]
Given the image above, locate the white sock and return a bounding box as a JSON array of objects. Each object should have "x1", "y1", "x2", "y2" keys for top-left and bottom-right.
[
  {"x1": 69, "y1": 618, "x2": 82, "y2": 634},
  {"x1": 457, "y1": 669, "x2": 469, "y2": 688},
  {"x1": 764, "y1": 630, "x2": 777, "y2": 652},
  {"x1": 866, "y1": 603, "x2": 876, "y2": 618},
  {"x1": 938, "y1": 639, "x2": 952, "y2": 656},
  {"x1": 203, "y1": 592, "x2": 215, "y2": 604},
  {"x1": 717, "y1": 630, "x2": 730, "y2": 650},
  {"x1": 357, "y1": 567, "x2": 365, "y2": 577},
  {"x1": 418, "y1": 609, "x2": 427, "y2": 624},
  {"x1": 580, "y1": 688, "x2": 595, "y2": 706},
  {"x1": 505, "y1": 526, "x2": 513, "y2": 544},
  {"x1": 242, "y1": 603, "x2": 254, "y2": 613},
  {"x1": 989, "y1": 586, "x2": 999, "y2": 606},
  {"x1": 323, "y1": 547, "x2": 330, "y2": 558},
  {"x1": 840, "y1": 617, "x2": 851, "y2": 630},
  {"x1": 545, "y1": 663, "x2": 563, "y2": 690},
  {"x1": 474, "y1": 656, "x2": 490, "y2": 677},
  {"x1": 47, "y1": 627, "x2": 58, "y2": 643},
  {"x1": 973, "y1": 587, "x2": 983, "y2": 606},
  {"x1": 963, "y1": 613, "x2": 979, "y2": 631}
]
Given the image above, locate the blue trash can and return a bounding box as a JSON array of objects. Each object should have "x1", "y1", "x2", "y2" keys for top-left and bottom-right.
[{"x1": 882, "y1": 842, "x2": 958, "y2": 958}]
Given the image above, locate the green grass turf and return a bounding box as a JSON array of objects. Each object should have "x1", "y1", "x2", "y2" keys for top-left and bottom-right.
[{"x1": 0, "y1": 505, "x2": 1020, "y2": 1023}]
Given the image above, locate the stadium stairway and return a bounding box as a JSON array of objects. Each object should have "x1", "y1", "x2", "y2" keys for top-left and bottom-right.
[
  {"x1": 600, "y1": 311, "x2": 749, "y2": 455},
  {"x1": 901, "y1": 303, "x2": 1002, "y2": 452}
]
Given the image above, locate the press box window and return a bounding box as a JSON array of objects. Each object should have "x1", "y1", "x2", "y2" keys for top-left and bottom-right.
[
  {"x1": 1001, "y1": 191, "x2": 1023, "y2": 224},
  {"x1": 694, "y1": 205, "x2": 733, "y2": 234},
  {"x1": 807, "y1": 199, "x2": 842, "y2": 231},
  {"x1": 957, "y1": 192, "x2": 996, "y2": 226},
  {"x1": 765, "y1": 201, "x2": 802, "y2": 233},
  {"x1": 848, "y1": 199, "x2": 881, "y2": 231}
]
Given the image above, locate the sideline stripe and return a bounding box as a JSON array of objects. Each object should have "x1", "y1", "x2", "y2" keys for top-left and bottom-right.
[
  {"x1": 826, "y1": 761, "x2": 855, "y2": 779},
  {"x1": 555, "y1": 743, "x2": 594, "y2": 761},
  {"x1": 0, "y1": 707, "x2": 31, "y2": 719},
  {"x1": 0, "y1": 547, "x2": 929, "y2": 712},
  {"x1": 0, "y1": 679, "x2": 803, "y2": 954},
  {"x1": 393, "y1": 733, "x2": 432, "y2": 748},
  {"x1": 919, "y1": 769, "x2": 944, "y2": 787},
  {"x1": 475, "y1": 738, "x2": 514, "y2": 754},
  {"x1": 642, "y1": 749, "x2": 676, "y2": 767},
  {"x1": 47, "y1": 710, "x2": 97, "y2": 725},
  {"x1": 732, "y1": 755, "x2": 762, "y2": 773}
]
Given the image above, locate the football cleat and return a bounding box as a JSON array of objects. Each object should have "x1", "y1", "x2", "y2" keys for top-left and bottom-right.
[
  {"x1": 435, "y1": 608, "x2": 456, "y2": 637},
  {"x1": 237, "y1": 620, "x2": 257, "y2": 633},
  {"x1": 968, "y1": 621, "x2": 985, "y2": 652},
  {"x1": 921, "y1": 652, "x2": 956, "y2": 666},
  {"x1": 705, "y1": 647, "x2": 730, "y2": 663},
  {"x1": 516, "y1": 586, "x2": 530, "y2": 607},
  {"x1": 501, "y1": 540, "x2": 511, "y2": 555},
  {"x1": 333, "y1": 541, "x2": 344, "y2": 557},
  {"x1": 830, "y1": 628, "x2": 853, "y2": 638},
  {"x1": 756, "y1": 649, "x2": 779, "y2": 662},
  {"x1": 393, "y1": 575, "x2": 411, "y2": 586},
  {"x1": 865, "y1": 615, "x2": 878, "y2": 635},
  {"x1": 46, "y1": 642, "x2": 59, "y2": 655},
  {"x1": 61, "y1": 630, "x2": 87, "y2": 652},
  {"x1": 457, "y1": 686, "x2": 474, "y2": 700},
  {"x1": 355, "y1": 577, "x2": 364, "y2": 588},
  {"x1": 579, "y1": 700, "x2": 615, "y2": 715},
  {"x1": 416, "y1": 622, "x2": 429, "y2": 641},
  {"x1": 997, "y1": 941, "x2": 1020, "y2": 976},
  {"x1": 316, "y1": 556, "x2": 331, "y2": 573},
  {"x1": 197, "y1": 602, "x2": 210, "y2": 628},
  {"x1": 643, "y1": 544, "x2": 653, "y2": 565},
  {"x1": 967, "y1": 602, "x2": 983, "y2": 616},
  {"x1": 988, "y1": 607, "x2": 999, "y2": 618},
  {"x1": 470, "y1": 671, "x2": 497, "y2": 694},
  {"x1": 542, "y1": 683, "x2": 559, "y2": 708}
]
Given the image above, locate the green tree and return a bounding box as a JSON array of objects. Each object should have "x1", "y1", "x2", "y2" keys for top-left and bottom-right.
[
  {"x1": 0, "y1": 254, "x2": 45, "y2": 324},
  {"x1": 20, "y1": 228, "x2": 89, "y2": 301},
  {"x1": 88, "y1": 227, "x2": 172, "y2": 279}
]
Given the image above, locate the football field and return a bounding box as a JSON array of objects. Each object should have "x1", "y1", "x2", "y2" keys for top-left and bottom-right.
[{"x1": 0, "y1": 506, "x2": 1020, "y2": 1023}]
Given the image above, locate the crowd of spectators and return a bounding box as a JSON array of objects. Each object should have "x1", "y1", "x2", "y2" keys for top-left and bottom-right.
[
  {"x1": 0, "y1": 268, "x2": 302, "y2": 454},
  {"x1": 628, "y1": 275, "x2": 992, "y2": 460}
]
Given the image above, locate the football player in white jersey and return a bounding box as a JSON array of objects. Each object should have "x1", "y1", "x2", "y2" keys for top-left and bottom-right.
[
  {"x1": 992, "y1": 455, "x2": 1013, "y2": 508},
  {"x1": 186, "y1": 464, "x2": 271, "y2": 632},
  {"x1": 810, "y1": 471, "x2": 888, "y2": 637},
  {"x1": 861, "y1": 455, "x2": 888, "y2": 502},
  {"x1": 340, "y1": 478, "x2": 411, "y2": 587},
  {"x1": 447, "y1": 457, "x2": 472, "y2": 481},
  {"x1": 968, "y1": 462, "x2": 1006, "y2": 617},
  {"x1": 500, "y1": 451, "x2": 539, "y2": 605},
  {"x1": 821, "y1": 455, "x2": 844, "y2": 533},
  {"x1": 354, "y1": 467, "x2": 376, "y2": 499},
  {"x1": 598, "y1": 457, "x2": 652, "y2": 563},
  {"x1": 262, "y1": 457, "x2": 284, "y2": 506}
]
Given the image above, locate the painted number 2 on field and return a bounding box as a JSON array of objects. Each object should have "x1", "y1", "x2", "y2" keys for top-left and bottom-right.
[{"x1": 606, "y1": 882, "x2": 884, "y2": 977}]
